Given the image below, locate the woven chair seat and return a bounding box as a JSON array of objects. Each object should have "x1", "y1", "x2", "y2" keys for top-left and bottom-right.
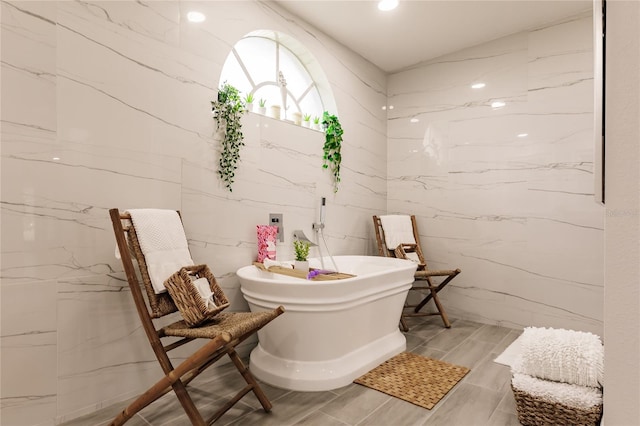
[{"x1": 163, "y1": 310, "x2": 283, "y2": 340}]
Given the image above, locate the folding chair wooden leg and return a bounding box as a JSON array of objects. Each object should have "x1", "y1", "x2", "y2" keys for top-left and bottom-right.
[
  {"x1": 399, "y1": 317, "x2": 409, "y2": 333},
  {"x1": 413, "y1": 271, "x2": 459, "y2": 313},
  {"x1": 428, "y1": 286, "x2": 451, "y2": 328},
  {"x1": 401, "y1": 281, "x2": 451, "y2": 329},
  {"x1": 207, "y1": 348, "x2": 273, "y2": 424},
  {"x1": 110, "y1": 333, "x2": 231, "y2": 426},
  {"x1": 228, "y1": 349, "x2": 272, "y2": 412}
]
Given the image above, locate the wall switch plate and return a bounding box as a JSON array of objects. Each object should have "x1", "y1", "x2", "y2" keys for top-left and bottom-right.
[{"x1": 269, "y1": 213, "x2": 284, "y2": 242}]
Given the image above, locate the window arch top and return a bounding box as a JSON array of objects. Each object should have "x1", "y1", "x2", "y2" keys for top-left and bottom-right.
[{"x1": 220, "y1": 30, "x2": 336, "y2": 123}]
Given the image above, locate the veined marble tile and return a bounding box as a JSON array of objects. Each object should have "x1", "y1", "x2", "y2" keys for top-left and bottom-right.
[
  {"x1": 387, "y1": 13, "x2": 603, "y2": 337},
  {"x1": 57, "y1": 274, "x2": 158, "y2": 419},
  {"x1": 0, "y1": 281, "x2": 57, "y2": 426},
  {"x1": 58, "y1": 1, "x2": 180, "y2": 46},
  {"x1": 1, "y1": 148, "x2": 182, "y2": 285},
  {"x1": 1, "y1": 1, "x2": 57, "y2": 130}
]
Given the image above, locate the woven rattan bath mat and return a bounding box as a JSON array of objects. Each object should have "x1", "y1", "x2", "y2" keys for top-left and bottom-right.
[{"x1": 354, "y1": 352, "x2": 470, "y2": 410}]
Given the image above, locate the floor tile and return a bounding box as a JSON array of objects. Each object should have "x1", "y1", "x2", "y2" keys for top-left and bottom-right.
[
  {"x1": 422, "y1": 383, "x2": 503, "y2": 426},
  {"x1": 441, "y1": 338, "x2": 496, "y2": 370},
  {"x1": 464, "y1": 353, "x2": 513, "y2": 394},
  {"x1": 486, "y1": 408, "x2": 521, "y2": 426},
  {"x1": 472, "y1": 324, "x2": 514, "y2": 344},
  {"x1": 226, "y1": 390, "x2": 339, "y2": 426},
  {"x1": 420, "y1": 320, "x2": 483, "y2": 352},
  {"x1": 319, "y1": 384, "x2": 391, "y2": 425},
  {"x1": 295, "y1": 410, "x2": 350, "y2": 425},
  {"x1": 357, "y1": 396, "x2": 432, "y2": 426}
]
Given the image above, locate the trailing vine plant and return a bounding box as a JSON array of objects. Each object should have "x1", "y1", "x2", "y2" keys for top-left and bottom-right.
[
  {"x1": 211, "y1": 82, "x2": 245, "y2": 191},
  {"x1": 321, "y1": 111, "x2": 343, "y2": 193}
]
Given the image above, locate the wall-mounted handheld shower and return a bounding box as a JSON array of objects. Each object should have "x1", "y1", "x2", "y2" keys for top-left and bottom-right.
[
  {"x1": 312, "y1": 197, "x2": 337, "y2": 272},
  {"x1": 313, "y1": 197, "x2": 326, "y2": 231}
]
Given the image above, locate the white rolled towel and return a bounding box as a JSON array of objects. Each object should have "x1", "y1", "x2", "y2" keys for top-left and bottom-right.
[
  {"x1": 513, "y1": 327, "x2": 604, "y2": 387},
  {"x1": 263, "y1": 258, "x2": 293, "y2": 269},
  {"x1": 192, "y1": 277, "x2": 217, "y2": 311},
  {"x1": 512, "y1": 373, "x2": 602, "y2": 410}
]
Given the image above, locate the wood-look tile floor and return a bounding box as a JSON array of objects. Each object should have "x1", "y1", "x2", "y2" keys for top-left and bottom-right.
[{"x1": 61, "y1": 317, "x2": 522, "y2": 426}]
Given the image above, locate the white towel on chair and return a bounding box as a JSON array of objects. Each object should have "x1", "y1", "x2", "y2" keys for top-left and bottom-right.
[
  {"x1": 513, "y1": 327, "x2": 604, "y2": 388},
  {"x1": 127, "y1": 209, "x2": 194, "y2": 294},
  {"x1": 379, "y1": 215, "x2": 416, "y2": 250}
]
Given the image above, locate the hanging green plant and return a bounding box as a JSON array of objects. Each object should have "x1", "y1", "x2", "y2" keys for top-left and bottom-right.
[
  {"x1": 211, "y1": 82, "x2": 245, "y2": 192},
  {"x1": 321, "y1": 111, "x2": 343, "y2": 193}
]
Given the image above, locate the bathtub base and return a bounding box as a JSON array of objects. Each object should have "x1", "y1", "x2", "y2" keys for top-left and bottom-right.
[{"x1": 249, "y1": 330, "x2": 406, "y2": 391}]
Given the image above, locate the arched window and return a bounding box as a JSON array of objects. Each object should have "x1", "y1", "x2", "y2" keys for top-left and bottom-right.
[{"x1": 220, "y1": 30, "x2": 336, "y2": 122}]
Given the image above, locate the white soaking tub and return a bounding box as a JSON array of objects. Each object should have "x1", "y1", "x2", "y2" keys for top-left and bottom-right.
[{"x1": 236, "y1": 255, "x2": 417, "y2": 391}]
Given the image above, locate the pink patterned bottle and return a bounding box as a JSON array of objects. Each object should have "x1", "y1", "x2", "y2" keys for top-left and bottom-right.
[{"x1": 256, "y1": 225, "x2": 278, "y2": 262}]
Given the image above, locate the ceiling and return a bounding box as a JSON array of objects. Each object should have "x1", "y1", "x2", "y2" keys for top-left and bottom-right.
[{"x1": 274, "y1": 0, "x2": 592, "y2": 73}]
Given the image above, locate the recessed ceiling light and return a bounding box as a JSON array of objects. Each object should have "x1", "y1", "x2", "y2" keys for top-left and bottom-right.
[
  {"x1": 471, "y1": 83, "x2": 486, "y2": 89},
  {"x1": 410, "y1": 118, "x2": 419, "y2": 123},
  {"x1": 52, "y1": 157, "x2": 60, "y2": 161},
  {"x1": 388, "y1": 105, "x2": 394, "y2": 110},
  {"x1": 517, "y1": 133, "x2": 528, "y2": 138},
  {"x1": 378, "y1": 0, "x2": 399, "y2": 11},
  {"x1": 491, "y1": 101, "x2": 506, "y2": 109},
  {"x1": 187, "y1": 11, "x2": 206, "y2": 23}
]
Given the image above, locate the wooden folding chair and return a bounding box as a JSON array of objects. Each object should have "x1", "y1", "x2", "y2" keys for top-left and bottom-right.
[
  {"x1": 109, "y1": 208, "x2": 284, "y2": 425},
  {"x1": 373, "y1": 214, "x2": 460, "y2": 331}
]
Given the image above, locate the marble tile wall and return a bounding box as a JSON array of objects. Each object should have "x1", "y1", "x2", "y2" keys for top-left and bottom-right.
[
  {"x1": 1, "y1": 1, "x2": 387, "y2": 424},
  {"x1": 387, "y1": 12, "x2": 604, "y2": 336}
]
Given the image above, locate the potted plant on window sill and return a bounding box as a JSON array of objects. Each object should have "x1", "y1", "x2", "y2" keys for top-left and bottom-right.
[
  {"x1": 258, "y1": 99, "x2": 267, "y2": 115},
  {"x1": 293, "y1": 239, "x2": 311, "y2": 274},
  {"x1": 244, "y1": 93, "x2": 254, "y2": 112},
  {"x1": 302, "y1": 113, "x2": 311, "y2": 128}
]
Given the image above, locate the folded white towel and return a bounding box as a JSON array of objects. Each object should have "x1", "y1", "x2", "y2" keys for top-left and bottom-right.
[
  {"x1": 127, "y1": 209, "x2": 194, "y2": 294},
  {"x1": 513, "y1": 327, "x2": 604, "y2": 388},
  {"x1": 263, "y1": 258, "x2": 293, "y2": 269},
  {"x1": 512, "y1": 373, "x2": 602, "y2": 410},
  {"x1": 379, "y1": 215, "x2": 416, "y2": 250}
]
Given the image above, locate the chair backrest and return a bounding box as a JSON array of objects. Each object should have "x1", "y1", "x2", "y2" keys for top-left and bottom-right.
[
  {"x1": 373, "y1": 214, "x2": 426, "y2": 267},
  {"x1": 373, "y1": 215, "x2": 392, "y2": 257},
  {"x1": 110, "y1": 209, "x2": 180, "y2": 320},
  {"x1": 373, "y1": 215, "x2": 420, "y2": 253}
]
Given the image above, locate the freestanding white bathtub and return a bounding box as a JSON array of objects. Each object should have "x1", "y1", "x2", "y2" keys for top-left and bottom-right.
[{"x1": 236, "y1": 255, "x2": 417, "y2": 391}]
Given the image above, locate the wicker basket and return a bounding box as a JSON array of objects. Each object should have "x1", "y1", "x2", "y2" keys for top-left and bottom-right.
[
  {"x1": 511, "y1": 384, "x2": 603, "y2": 426},
  {"x1": 164, "y1": 264, "x2": 229, "y2": 327}
]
